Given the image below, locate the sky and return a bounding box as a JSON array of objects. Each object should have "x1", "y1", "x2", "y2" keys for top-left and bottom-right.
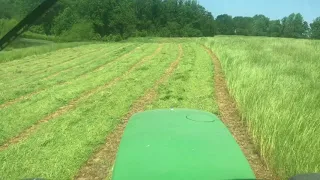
[{"x1": 197, "y1": 0, "x2": 320, "y2": 23}]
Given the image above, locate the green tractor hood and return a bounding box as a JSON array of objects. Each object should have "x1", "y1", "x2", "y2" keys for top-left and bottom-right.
[{"x1": 112, "y1": 109, "x2": 256, "y2": 180}]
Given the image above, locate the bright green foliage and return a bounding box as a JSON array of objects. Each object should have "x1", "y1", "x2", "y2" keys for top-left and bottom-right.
[
  {"x1": 0, "y1": 18, "x2": 18, "y2": 38},
  {"x1": 205, "y1": 36, "x2": 320, "y2": 179},
  {"x1": 112, "y1": 109, "x2": 255, "y2": 180},
  {"x1": 60, "y1": 21, "x2": 101, "y2": 41}
]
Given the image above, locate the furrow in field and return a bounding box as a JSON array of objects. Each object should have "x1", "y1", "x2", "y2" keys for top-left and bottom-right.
[
  {"x1": 203, "y1": 46, "x2": 276, "y2": 180},
  {"x1": 0, "y1": 45, "x2": 140, "y2": 109},
  {"x1": 75, "y1": 44, "x2": 183, "y2": 180},
  {"x1": 0, "y1": 44, "x2": 163, "y2": 151}
]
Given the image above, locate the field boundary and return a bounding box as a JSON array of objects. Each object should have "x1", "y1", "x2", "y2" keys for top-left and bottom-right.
[
  {"x1": 203, "y1": 45, "x2": 276, "y2": 180},
  {"x1": 0, "y1": 44, "x2": 163, "y2": 151},
  {"x1": 75, "y1": 44, "x2": 183, "y2": 180},
  {"x1": 0, "y1": 45, "x2": 141, "y2": 109}
]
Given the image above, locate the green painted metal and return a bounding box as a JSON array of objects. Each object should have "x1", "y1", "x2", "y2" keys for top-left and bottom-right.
[{"x1": 112, "y1": 109, "x2": 256, "y2": 180}]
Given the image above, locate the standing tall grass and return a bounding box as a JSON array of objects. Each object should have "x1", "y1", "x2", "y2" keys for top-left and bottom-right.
[{"x1": 205, "y1": 36, "x2": 320, "y2": 179}]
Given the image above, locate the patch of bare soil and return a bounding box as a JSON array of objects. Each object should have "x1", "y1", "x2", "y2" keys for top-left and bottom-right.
[
  {"x1": 75, "y1": 44, "x2": 183, "y2": 180},
  {"x1": 203, "y1": 46, "x2": 277, "y2": 180},
  {"x1": 0, "y1": 45, "x2": 163, "y2": 152}
]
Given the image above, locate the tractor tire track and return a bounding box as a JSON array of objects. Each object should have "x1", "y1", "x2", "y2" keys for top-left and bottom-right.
[
  {"x1": 0, "y1": 46, "x2": 141, "y2": 110},
  {"x1": 75, "y1": 44, "x2": 183, "y2": 180},
  {"x1": 0, "y1": 45, "x2": 163, "y2": 151},
  {"x1": 203, "y1": 46, "x2": 276, "y2": 180}
]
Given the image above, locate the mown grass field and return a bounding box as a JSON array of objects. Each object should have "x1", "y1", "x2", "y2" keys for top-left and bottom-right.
[
  {"x1": 0, "y1": 37, "x2": 319, "y2": 179},
  {"x1": 204, "y1": 36, "x2": 320, "y2": 178},
  {"x1": 0, "y1": 40, "x2": 218, "y2": 179}
]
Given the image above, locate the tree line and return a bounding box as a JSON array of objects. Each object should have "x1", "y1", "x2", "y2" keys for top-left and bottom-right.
[
  {"x1": 216, "y1": 13, "x2": 320, "y2": 39},
  {"x1": 1, "y1": 0, "x2": 320, "y2": 41}
]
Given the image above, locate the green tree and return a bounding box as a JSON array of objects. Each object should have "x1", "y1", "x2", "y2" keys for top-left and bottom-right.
[
  {"x1": 1, "y1": 0, "x2": 216, "y2": 40},
  {"x1": 282, "y1": 13, "x2": 307, "y2": 38},
  {"x1": 310, "y1": 17, "x2": 320, "y2": 39},
  {"x1": 252, "y1": 14, "x2": 269, "y2": 36},
  {"x1": 216, "y1": 14, "x2": 234, "y2": 35},
  {"x1": 233, "y1": 16, "x2": 253, "y2": 35},
  {"x1": 268, "y1": 20, "x2": 282, "y2": 37}
]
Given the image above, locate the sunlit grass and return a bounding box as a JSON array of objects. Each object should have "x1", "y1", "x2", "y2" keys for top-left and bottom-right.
[
  {"x1": 0, "y1": 43, "x2": 136, "y2": 103},
  {"x1": 0, "y1": 43, "x2": 178, "y2": 179},
  {"x1": 204, "y1": 36, "x2": 320, "y2": 179},
  {"x1": 1, "y1": 36, "x2": 319, "y2": 179},
  {"x1": 0, "y1": 43, "x2": 153, "y2": 145},
  {"x1": 147, "y1": 43, "x2": 218, "y2": 114},
  {"x1": 0, "y1": 42, "x2": 93, "y2": 63}
]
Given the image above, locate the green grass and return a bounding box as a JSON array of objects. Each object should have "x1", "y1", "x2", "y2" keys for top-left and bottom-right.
[
  {"x1": 0, "y1": 43, "x2": 179, "y2": 179},
  {"x1": 1, "y1": 37, "x2": 319, "y2": 180},
  {"x1": 204, "y1": 36, "x2": 320, "y2": 179},
  {"x1": 0, "y1": 43, "x2": 149, "y2": 145},
  {"x1": 4, "y1": 38, "x2": 55, "y2": 50},
  {"x1": 147, "y1": 42, "x2": 218, "y2": 113},
  {"x1": 0, "y1": 41, "x2": 94, "y2": 63},
  {"x1": 0, "y1": 43, "x2": 136, "y2": 103}
]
